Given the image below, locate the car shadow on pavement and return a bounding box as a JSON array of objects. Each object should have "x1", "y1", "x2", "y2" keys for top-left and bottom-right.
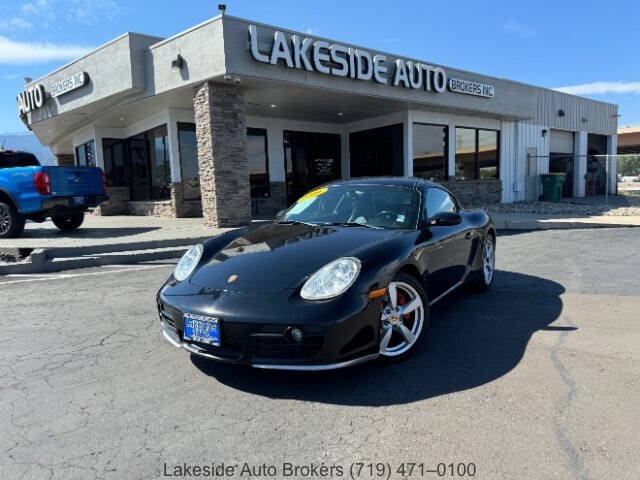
[{"x1": 191, "y1": 270, "x2": 568, "y2": 406}]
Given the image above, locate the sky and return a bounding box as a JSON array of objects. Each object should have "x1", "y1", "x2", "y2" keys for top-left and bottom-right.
[{"x1": 1, "y1": 0, "x2": 639, "y2": 133}]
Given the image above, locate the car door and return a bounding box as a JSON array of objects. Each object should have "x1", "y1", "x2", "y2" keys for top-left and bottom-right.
[{"x1": 419, "y1": 188, "x2": 469, "y2": 301}]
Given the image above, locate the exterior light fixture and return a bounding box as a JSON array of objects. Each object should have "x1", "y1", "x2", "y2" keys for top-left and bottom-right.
[
  {"x1": 337, "y1": 112, "x2": 344, "y2": 116},
  {"x1": 582, "y1": 117, "x2": 587, "y2": 123},
  {"x1": 541, "y1": 129, "x2": 547, "y2": 138},
  {"x1": 558, "y1": 109, "x2": 565, "y2": 117},
  {"x1": 270, "y1": 104, "x2": 277, "y2": 108},
  {"x1": 171, "y1": 54, "x2": 184, "y2": 70},
  {"x1": 218, "y1": 4, "x2": 226, "y2": 15}
]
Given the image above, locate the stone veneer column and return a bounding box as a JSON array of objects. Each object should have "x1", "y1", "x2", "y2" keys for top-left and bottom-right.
[{"x1": 193, "y1": 81, "x2": 251, "y2": 227}]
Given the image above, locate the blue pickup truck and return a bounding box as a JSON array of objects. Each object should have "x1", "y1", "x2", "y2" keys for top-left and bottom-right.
[{"x1": 0, "y1": 149, "x2": 108, "y2": 238}]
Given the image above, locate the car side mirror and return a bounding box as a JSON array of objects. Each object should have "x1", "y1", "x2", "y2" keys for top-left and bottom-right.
[{"x1": 428, "y1": 211, "x2": 462, "y2": 227}]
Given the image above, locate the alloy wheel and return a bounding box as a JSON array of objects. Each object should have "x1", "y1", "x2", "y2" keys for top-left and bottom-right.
[
  {"x1": 0, "y1": 205, "x2": 10, "y2": 236},
  {"x1": 379, "y1": 280, "x2": 424, "y2": 356},
  {"x1": 483, "y1": 236, "x2": 495, "y2": 285}
]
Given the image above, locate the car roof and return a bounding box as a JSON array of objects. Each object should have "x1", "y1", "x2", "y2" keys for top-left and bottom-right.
[
  {"x1": 0, "y1": 149, "x2": 36, "y2": 156},
  {"x1": 326, "y1": 176, "x2": 442, "y2": 189}
]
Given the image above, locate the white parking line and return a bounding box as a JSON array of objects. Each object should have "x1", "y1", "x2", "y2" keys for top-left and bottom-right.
[{"x1": 0, "y1": 264, "x2": 171, "y2": 285}]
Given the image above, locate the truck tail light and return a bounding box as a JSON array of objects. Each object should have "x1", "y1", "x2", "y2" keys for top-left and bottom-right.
[{"x1": 33, "y1": 171, "x2": 51, "y2": 195}]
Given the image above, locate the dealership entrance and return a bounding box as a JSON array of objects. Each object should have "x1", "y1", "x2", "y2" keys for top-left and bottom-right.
[{"x1": 284, "y1": 131, "x2": 342, "y2": 206}]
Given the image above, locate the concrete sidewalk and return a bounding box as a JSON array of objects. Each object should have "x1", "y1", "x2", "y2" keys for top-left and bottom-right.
[
  {"x1": 0, "y1": 216, "x2": 233, "y2": 275},
  {"x1": 0, "y1": 215, "x2": 227, "y2": 250},
  {"x1": 2, "y1": 213, "x2": 639, "y2": 275}
]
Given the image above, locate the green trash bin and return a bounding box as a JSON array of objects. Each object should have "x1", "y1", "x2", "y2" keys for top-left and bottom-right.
[{"x1": 541, "y1": 173, "x2": 566, "y2": 202}]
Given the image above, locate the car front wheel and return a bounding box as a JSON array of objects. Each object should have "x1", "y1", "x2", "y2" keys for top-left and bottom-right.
[
  {"x1": 0, "y1": 201, "x2": 25, "y2": 239},
  {"x1": 52, "y1": 212, "x2": 85, "y2": 231},
  {"x1": 379, "y1": 272, "x2": 430, "y2": 361}
]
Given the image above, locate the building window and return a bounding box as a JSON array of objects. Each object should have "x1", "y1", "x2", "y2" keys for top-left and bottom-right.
[
  {"x1": 455, "y1": 127, "x2": 499, "y2": 180},
  {"x1": 102, "y1": 139, "x2": 128, "y2": 187},
  {"x1": 75, "y1": 140, "x2": 95, "y2": 167},
  {"x1": 177, "y1": 123, "x2": 200, "y2": 201},
  {"x1": 478, "y1": 130, "x2": 499, "y2": 179},
  {"x1": 248, "y1": 128, "x2": 270, "y2": 198},
  {"x1": 128, "y1": 125, "x2": 171, "y2": 201},
  {"x1": 413, "y1": 123, "x2": 448, "y2": 181},
  {"x1": 149, "y1": 125, "x2": 171, "y2": 200}
]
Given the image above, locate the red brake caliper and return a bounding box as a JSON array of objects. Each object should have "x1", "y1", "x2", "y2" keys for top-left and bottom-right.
[{"x1": 396, "y1": 290, "x2": 411, "y2": 321}]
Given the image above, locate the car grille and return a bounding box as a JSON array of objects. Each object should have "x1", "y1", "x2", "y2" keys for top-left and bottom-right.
[
  {"x1": 253, "y1": 327, "x2": 324, "y2": 361},
  {"x1": 158, "y1": 310, "x2": 175, "y2": 328},
  {"x1": 185, "y1": 340, "x2": 244, "y2": 361}
]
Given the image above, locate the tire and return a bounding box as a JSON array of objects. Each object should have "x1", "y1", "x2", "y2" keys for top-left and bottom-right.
[
  {"x1": 52, "y1": 212, "x2": 85, "y2": 231},
  {"x1": 0, "y1": 201, "x2": 26, "y2": 239},
  {"x1": 378, "y1": 271, "x2": 430, "y2": 362},
  {"x1": 467, "y1": 232, "x2": 495, "y2": 292}
]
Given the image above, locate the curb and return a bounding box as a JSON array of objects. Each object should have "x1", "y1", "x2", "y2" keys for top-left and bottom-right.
[
  {"x1": 0, "y1": 245, "x2": 194, "y2": 275},
  {"x1": 493, "y1": 219, "x2": 640, "y2": 230}
]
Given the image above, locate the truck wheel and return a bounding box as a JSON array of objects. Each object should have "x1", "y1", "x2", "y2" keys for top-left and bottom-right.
[
  {"x1": 52, "y1": 212, "x2": 85, "y2": 231},
  {"x1": 0, "y1": 201, "x2": 25, "y2": 239}
]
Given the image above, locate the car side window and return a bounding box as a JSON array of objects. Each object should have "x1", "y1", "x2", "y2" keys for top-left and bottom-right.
[
  {"x1": 425, "y1": 188, "x2": 456, "y2": 218},
  {"x1": 0, "y1": 153, "x2": 39, "y2": 169}
]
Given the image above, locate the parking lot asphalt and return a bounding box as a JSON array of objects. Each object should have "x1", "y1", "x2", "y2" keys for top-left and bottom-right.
[{"x1": 1, "y1": 228, "x2": 639, "y2": 480}]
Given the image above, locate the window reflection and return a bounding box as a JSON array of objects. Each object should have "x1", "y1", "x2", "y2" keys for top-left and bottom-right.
[
  {"x1": 178, "y1": 123, "x2": 200, "y2": 201},
  {"x1": 413, "y1": 123, "x2": 447, "y2": 181}
]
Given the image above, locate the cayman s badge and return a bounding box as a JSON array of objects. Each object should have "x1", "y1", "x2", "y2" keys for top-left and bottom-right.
[{"x1": 227, "y1": 274, "x2": 238, "y2": 283}]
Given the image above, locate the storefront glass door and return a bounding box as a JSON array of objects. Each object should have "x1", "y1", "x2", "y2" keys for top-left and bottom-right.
[
  {"x1": 129, "y1": 135, "x2": 150, "y2": 201},
  {"x1": 284, "y1": 131, "x2": 341, "y2": 205}
]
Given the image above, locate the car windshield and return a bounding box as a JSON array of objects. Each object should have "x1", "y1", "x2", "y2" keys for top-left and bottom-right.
[{"x1": 279, "y1": 184, "x2": 421, "y2": 230}]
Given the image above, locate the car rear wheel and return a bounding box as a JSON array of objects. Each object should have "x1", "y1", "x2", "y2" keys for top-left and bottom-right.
[
  {"x1": 0, "y1": 201, "x2": 25, "y2": 239},
  {"x1": 379, "y1": 272, "x2": 429, "y2": 361},
  {"x1": 52, "y1": 212, "x2": 85, "y2": 231},
  {"x1": 468, "y1": 233, "x2": 495, "y2": 291}
]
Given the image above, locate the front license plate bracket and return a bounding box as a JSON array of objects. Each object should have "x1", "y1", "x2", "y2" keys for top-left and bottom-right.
[{"x1": 183, "y1": 314, "x2": 221, "y2": 346}]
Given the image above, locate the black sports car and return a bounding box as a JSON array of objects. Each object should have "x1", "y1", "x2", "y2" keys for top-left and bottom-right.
[{"x1": 157, "y1": 177, "x2": 495, "y2": 370}]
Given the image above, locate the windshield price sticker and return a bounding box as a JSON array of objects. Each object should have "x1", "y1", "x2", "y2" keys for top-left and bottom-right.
[{"x1": 297, "y1": 187, "x2": 328, "y2": 203}]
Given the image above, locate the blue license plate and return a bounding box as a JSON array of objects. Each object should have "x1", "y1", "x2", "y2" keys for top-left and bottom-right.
[
  {"x1": 72, "y1": 196, "x2": 84, "y2": 205},
  {"x1": 183, "y1": 314, "x2": 220, "y2": 346}
]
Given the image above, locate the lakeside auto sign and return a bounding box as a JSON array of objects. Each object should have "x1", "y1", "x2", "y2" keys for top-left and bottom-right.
[
  {"x1": 17, "y1": 72, "x2": 88, "y2": 116},
  {"x1": 17, "y1": 84, "x2": 45, "y2": 116},
  {"x1": 248, "y1": 25, "x2": 495, "y2": 99},
  {"x1": 50, "y1": 72, "x2": 87, "y2": 98}
]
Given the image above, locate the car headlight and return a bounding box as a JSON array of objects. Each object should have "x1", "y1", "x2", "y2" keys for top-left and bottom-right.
[
  {"x1": 300, "y1": 257, "x2": 361, "y2": 300},
  {"x1": 174, "y1": 244, "x2": 203, "y2": 282}
]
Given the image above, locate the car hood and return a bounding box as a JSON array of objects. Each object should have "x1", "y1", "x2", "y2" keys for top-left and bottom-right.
[{"x1": 189, "y1": 223, "x2": 400, "y2": 293}]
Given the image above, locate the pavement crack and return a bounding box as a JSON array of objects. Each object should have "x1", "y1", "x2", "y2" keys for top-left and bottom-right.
[{"x1": 550, "y1": 314, "x2": 591, "y2": 480}]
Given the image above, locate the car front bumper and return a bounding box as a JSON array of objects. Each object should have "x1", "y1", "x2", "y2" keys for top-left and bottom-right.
[{"x1": 157, "y1": 288, "x2": 383, "y2": 370}]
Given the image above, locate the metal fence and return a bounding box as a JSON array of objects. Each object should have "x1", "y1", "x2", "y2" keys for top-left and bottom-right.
[
  {"x1": 526, "y1": 153, "x2": 640, "y2": 202},
  {"x1": 613, "y1": 154, "x2": 640, "y2": 198}
]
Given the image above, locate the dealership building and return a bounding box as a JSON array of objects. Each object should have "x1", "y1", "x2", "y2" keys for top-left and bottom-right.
[{"x1": 18, "y1": 14, "x2": 619, "y2": 226}]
